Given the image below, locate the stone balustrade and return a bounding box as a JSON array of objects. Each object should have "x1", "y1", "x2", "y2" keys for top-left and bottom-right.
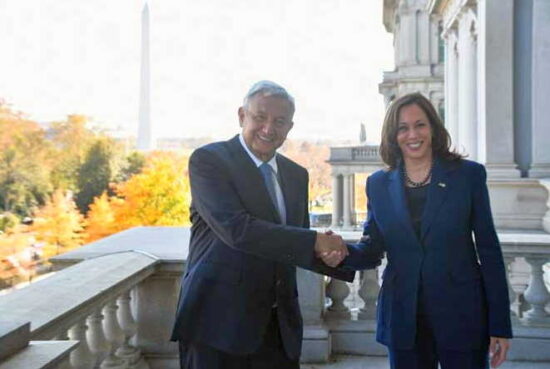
[
  {"x1": 321, "y1": 231, "x2": 550, "y2": 361},
  {"x1": 0, "y1": 251, "x2": 159, "y2": 369},
  {"x1": 329, "y1": 145, "x2": 382, "y2": 164},
  {"x1": 0, "y1": 226, "x2": 549, "y2": 367}
]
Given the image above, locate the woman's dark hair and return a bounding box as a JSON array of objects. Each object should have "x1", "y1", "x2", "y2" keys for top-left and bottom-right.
[{"x1": 379, "y1": 92, "x2": 463, "y2": 169}]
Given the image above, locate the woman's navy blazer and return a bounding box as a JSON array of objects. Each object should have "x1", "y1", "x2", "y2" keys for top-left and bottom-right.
[{"x1": 343, "y1": 158, "x2": 513, "y2": 350}]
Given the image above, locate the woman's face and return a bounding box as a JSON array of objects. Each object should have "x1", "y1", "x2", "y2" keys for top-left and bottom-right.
[{"x1": 396, "y1": 103, "x2": 433, "y2": 162}]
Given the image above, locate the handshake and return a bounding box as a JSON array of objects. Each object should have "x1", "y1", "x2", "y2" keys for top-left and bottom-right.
[{"x1": 314, "y1": 230, "x2": 348, "y2": 267}]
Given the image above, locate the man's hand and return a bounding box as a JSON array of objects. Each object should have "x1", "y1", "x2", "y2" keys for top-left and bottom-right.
[
  {"x1": 314, "y1": 231, "x2": 348, "y2": 267},
  {"x1": 489, "y1": 336, "x2": 510, "y2": 368}
]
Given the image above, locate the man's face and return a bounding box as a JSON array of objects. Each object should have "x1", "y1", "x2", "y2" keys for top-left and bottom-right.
[{"x1": 238, "y1": 94, "x2": 294, "y2": 162}]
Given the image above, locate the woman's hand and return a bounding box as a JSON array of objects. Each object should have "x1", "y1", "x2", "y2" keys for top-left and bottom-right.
[{"x1": 489, "y1": 336, "x2": 510, "y2": 368}]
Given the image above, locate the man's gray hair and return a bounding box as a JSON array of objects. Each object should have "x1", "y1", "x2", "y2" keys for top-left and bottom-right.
[{"x1": 243, "y1": 80, "x2": 295, "y2": 114}]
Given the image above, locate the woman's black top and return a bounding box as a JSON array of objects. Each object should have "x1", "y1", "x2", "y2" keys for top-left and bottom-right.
[{"x1": 405, "y1": 184, "x2": 429, "y2": 242}]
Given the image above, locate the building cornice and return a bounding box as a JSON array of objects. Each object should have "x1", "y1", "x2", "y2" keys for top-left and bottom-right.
[
  {"x1": 428, "y1": 0, "x2": 477, "y2": 33},
  {"x1": 383, "y1": 0, "x2": 397, "y2": 32}
]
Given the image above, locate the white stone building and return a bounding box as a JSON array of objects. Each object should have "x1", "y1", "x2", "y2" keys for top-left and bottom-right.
[
  {"x1": 331, "y1": 0, "x2": 550, "y2": 234},
  {"x1": 379, "y1": 0, "x2": 445, "y2": 115}
]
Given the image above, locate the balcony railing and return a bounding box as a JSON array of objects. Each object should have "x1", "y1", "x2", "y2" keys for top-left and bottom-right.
[
  {"x1": 1, "y1": 227, "x2": 549, "y2": 368},
  {"x1": 329, "y1": 145, "x2": 382, "y2": 163}
]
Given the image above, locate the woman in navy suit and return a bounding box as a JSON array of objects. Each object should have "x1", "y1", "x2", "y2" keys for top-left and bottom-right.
[{"x1": 324, "y1": 93, "x2": 512, "y2": 369}]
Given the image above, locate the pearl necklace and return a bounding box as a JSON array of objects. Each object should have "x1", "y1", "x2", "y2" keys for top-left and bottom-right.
[{"x1": 403, "y1": 161, "x2": 433, "y2": 188}]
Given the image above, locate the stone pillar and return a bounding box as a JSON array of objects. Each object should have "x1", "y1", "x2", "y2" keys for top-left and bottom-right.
[
  {"x1": 444, "y1": 29, "x2": 459, "y2": 147},
  {"x1": 331, "y1": 174, "x2": 341, "y2": 228},
  {"x1": 135, "y1": 273, "x2": 180, "y2": 362},
  {"x1": 297, "y1": 268, "x2": 330, "y2": 362},
  {"x1": 401, "y1": 12, "x2": 416, "y2": 65},
  {"x1": 342, "y1": 174, "x2": 352, "y2": 229},
  {"x1": 530, "y1": 0, "x2": 550, "y2": 178},
  {"x1": 476, "y1": 0, "x2": 520, "y2": 178},
  {"x1": 457, "y1": 8, "x2": 478, "y2": 160},
  {"x1": 350, "y1": 174, "x2": 355, "y2": 227}
]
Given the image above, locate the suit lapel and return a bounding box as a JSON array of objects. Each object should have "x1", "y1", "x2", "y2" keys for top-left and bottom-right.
[
  {"x1": 227, "y1": 136, "x2": 281, "y2": 223},
  {"x1": 387, "y1": 167, "x2": 417, "y2": 239},
  {"x1": 420, "y1": 158, "x2": 451, "y2": 241}
]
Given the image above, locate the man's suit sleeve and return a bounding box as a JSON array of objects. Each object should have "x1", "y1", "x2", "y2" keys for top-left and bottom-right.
[
  {"x1": 189, "y1": 147, "x2": 319, "y2": 271},
  {"x1": 471, "y1": 164, "x2": 513, "y2": 338}
]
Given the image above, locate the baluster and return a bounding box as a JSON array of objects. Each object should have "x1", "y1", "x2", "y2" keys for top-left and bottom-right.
[
  {"x1": 101, "y1": 300, "x2": 126, "y2": 369},
  {"x1": 87, "y1": 309, "x2": 110, "y2": 368},
  {"x1": 325, "y1": 278, "x2": 351, "y2": 319},
  {"x1": 521, "y1": 256, "x2": 550, "y2": 327},
  {"x1": 503, "y1": 256, "x2": 520, "y2": 319},
  {"x1": 56, "y1": 330, "x2": 72, "y2": 369},
  {"x1": 69, "y1": 320, "x2": 95, "y2": 369},
  {"x1": 116, "y1": 291, "x2": 141, "y2": 367},
  {"x1": 358, "y1": 268, "x2": 380, "y2": 320}
]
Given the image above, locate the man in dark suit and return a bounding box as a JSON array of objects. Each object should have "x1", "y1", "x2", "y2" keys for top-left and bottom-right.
[{"x1": 171, "y1": 81, "x2": 381, "y2": 369}]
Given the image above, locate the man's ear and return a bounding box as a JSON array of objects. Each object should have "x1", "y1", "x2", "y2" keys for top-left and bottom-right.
[{"x1": 238, "y1": 107, "x2": 245, "y2": 127}]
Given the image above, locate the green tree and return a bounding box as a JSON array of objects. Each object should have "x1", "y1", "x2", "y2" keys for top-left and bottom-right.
[
  {"x1": 0, "y1": 102, "x2": 52, "y2": 216},
  {"x1": 116, "y1": 151, "x2": 146, "y2": 183},
  {"x1": 76, "y1": 140, "x2": 113, "y2": 213},
  {"x1": 49, "y1": 115, "x2": 96, "y2": 190}
]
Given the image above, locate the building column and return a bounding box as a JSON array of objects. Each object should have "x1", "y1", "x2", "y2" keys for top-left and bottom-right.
[
  {"x1": 476, "y1": 0, "x2": 520, "y2": 178},
  {"x1": 350, "y1": 173, "x2": 356, "y2": 227},
  {"x1": 331, "y1": 174, "x2": 341, "y2": 228},
  {"x1": 530, "y1": 0, "x2": 550, "y2": 177},
  {"x1": 342, "y1": 174, "x2": 352, "y2": 229},
  {"x1": 457, "y1": 8, "x2": 478, "y2": 160},
  {"x1": 444, "y1": 29, "x2": 459, "y2": 149}
]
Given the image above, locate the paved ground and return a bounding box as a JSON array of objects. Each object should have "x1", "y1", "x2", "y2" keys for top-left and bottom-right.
[{"x1": 301, "y1": 355, "x2": 549, "y2": 369}]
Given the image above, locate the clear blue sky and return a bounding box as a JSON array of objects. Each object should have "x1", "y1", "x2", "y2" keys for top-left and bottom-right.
[{"x1": 0, "y1": 0, "x2": 394, "y2": 143}]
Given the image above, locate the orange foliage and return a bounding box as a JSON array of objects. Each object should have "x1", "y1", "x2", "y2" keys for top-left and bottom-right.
[
  {"x1": 84, "y1": 193, "x2": 117, "y2": 243},
  {"x1": 84, "y1": 152, "x2": 192, "y2": 241},
  {"x1": 29, "y1": 189, "x2": 85, "y2": 258}
]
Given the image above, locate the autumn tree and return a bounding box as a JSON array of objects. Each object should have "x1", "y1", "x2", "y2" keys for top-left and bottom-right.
[
  {"x1": 110, "y1": 152, "x2": 191, "y2": 230},
  {"x1": 29, "y1": 189, "x2": 84, "y2": 258},
  {"x1": 280, "y1": 140, "x2": 332, "y2": 210},
  {"x1": 76, "y1": 139, "x2": 113, "y2": 213},
  {"x1": 84, "y1": 192, "x2": 118, "y2": 242}
]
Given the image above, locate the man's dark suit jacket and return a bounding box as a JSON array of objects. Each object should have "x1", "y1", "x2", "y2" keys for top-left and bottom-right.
[
  {"x1": 170, "y1": 135, "x2": 369, "y2": 360},
  {"x1": 342, "y1": 158, "x2": 513, "y2": 351}
]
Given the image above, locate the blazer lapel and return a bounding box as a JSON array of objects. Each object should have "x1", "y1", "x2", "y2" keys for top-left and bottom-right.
[
  {"x1": 420, "y1": 158, "x2": 451, "y2": 241},
  {"x1": 387, "y1": 167, "x2": 417, "y2": 239},
  {"x1": 227, "y1": 136, "x2": 281, "y2": 223}
]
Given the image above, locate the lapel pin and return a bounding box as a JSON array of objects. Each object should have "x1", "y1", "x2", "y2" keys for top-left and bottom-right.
[{"x1": 438, "y1": 182, "x2": 446, "y2": 188}]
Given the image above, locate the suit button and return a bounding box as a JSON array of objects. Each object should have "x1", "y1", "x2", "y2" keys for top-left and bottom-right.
[{"x1": 276, "y1": 279, "x2": 282, "y2": 286}]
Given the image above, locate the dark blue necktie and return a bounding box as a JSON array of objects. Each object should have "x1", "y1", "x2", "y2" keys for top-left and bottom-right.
[{"x1": 259, "y1": 163, "x2": 280, "y2": 218}]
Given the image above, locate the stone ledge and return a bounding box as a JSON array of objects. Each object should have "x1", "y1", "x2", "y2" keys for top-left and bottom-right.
[
  {"x1": 0, "y1": 252, "x2": 158, "y2": 340},
  {"x1": 0, "y1": 322, "x2": 30, "y2": 361},
  {"x1": 0, "y1": 341, "x2": 78, "y2": 369}
]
